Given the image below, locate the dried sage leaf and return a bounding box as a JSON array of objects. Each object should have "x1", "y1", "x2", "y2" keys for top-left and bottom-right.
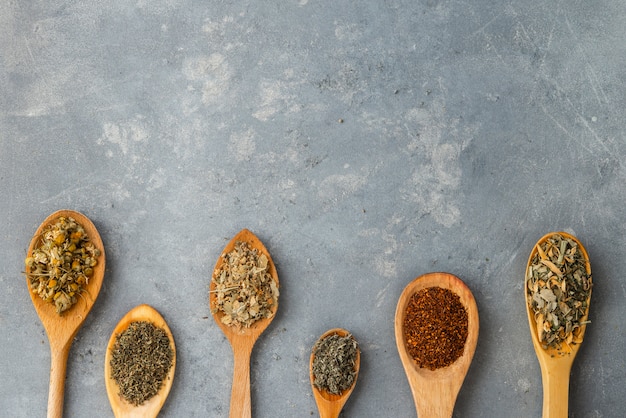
[
  {"x1": 526, "y1": 234, "x2": 592, "y2": 350},
  {"x1": 312, "y1": 333, "x2": 359, "y2": 395}
]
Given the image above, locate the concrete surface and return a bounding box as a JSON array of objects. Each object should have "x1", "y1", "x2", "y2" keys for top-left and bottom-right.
[{"x1": 1, "y1": 1, "x2": 626, "y2": 417}]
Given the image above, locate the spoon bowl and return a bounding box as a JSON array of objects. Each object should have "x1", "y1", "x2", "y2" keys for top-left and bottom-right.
[
  {"x1": 525, "y1": 232, "x2": 592, "y2": 418},
  {"x1": 209, "y1": 229, "x2": 279, "y2": 418},
  {"x1": 25, "y1": 209, "x2": 106, "y2": 418},
  {"x1": 104, "y1": 304, "x2": 176, "y2": 418},
  {"x1": 394, "y1": 272, "x2": 479, "y2": 418},
  {"x1": 310, "y1": 328, "x2": 360, "y2": 418}
]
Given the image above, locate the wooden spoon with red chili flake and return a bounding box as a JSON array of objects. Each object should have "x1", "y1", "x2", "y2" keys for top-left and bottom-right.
[{"x1": 394, "y1": 272, "x2": 479, "y2": 418}]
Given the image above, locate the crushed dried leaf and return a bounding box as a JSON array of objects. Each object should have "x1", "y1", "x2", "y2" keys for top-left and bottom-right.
[
  {"x1": 526, "y1": 233, "x2": 592, "y2": 350},
  {"x1": 210, "y1": 240, "x2": 279, "y2": 328},
  {"x1": 312, "y1": 333, "x2": 359, "y2": 395}
]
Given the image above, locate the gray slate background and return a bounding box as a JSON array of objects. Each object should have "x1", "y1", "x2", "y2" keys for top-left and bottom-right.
[{"x1": 1, "y1": 1, "x2": 625, "y2": 417}]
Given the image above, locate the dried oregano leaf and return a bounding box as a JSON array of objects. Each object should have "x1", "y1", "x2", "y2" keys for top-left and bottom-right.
[{"x1": 110, "y1": 321, "x2": 174, "y2": 406}]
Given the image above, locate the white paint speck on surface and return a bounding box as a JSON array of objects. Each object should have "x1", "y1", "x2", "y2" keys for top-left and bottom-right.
[
  {"x1": 182, "y1": 54, "x2": 232, "y2": 106},
  {"x1": 517, "y1": 378, "x2": 531, "y2": 393},
  {"x1": 98, "y1": 116, "x2": 149, "y2": 156},
  {"x1": 229, "y1": 128, "x2": 257, "y2": 162},
  {"x1": 252, "y1": 79, "x2": 302, "y2": 121},
  {"x1": 318, "y1": 173, "x2": 367, "y2": 203},
  {"x1": 399, "y1": 101, "x2": 473, "y2": 228}
]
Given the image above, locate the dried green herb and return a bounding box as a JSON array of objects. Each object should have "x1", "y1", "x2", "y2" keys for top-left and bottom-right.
[
  {"x1": 526, "y1": 233, "x2": 592, "y2": 350},
  {"x1": 25, "y1": 216, "x2": 101, "y2": 314},
  {"x1": 210, "y1": 240, "x2": 279, "y2": 328},
  {"x1": 110, "y1": 321, "x2": 174, "y2": 406},
  {"x1": 311, "y1": 333, "x2": 359, "y2": 395}
]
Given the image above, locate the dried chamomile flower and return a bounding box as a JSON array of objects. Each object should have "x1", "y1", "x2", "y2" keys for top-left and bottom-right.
[
  {"x1": 210, "y1": 240, "x2": 279, "y2": 328},
  {"x1": 25, "y1": 216, "x2": 101, "y2": 314}
]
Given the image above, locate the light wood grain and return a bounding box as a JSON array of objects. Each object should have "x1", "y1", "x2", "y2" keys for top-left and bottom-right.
[
  {"x1": 104, "y1": 304, "x2": 176, "y2": 418},
  {"x1": 394, "y1": 272, "x2": 479, "y2": 418},
  {"x1": 25, "y1": 210, "x2": 106, "y2": 418},
  {"x1": 209, "y1": 229, "x2": 279, "y2": 418},
  {"x1": 309, "y1": 328, "x2": 360, "y2": 418},
  {"x1": 525, "y1": 232, "x2": 592, "y2": 418}
]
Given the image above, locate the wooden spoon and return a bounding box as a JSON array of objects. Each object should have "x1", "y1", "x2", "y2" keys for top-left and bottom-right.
[
  {"x1": 394, "y1": 272, "x2": 479, "y2": 418},
  {"x1": 524, "y1": 232, "x2": 592, "y2": 418},
  {"x1": 309, "y1": 328, "x2": 360, "y2": 418},
  {"x1": 104, "y1": 304, "x2": 177, "y2": 418},
  {"x1": 25, "y1": 209, "x2": 106, "y2": 418},
  {"x1": 209, "y1": 229, "x2": 279, "y2": 418}
]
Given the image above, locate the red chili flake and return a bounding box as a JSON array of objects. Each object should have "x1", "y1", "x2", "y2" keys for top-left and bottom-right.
[{"x1": 403, "y1": 286, "x2": 468, "y2": 370}]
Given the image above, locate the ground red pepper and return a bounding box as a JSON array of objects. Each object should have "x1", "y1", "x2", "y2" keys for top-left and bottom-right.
[{"x1": 403, "y1": 286, "x2": 468, "y2": 370}]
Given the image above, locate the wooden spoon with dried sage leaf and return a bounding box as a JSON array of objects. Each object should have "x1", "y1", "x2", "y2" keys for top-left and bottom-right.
[
  {"x1": 310, "y1": 328, "x2": 360, "y2": 418},
  {"x1": 525, "y1": 232, "x2": 592, "y2": 418},
  {"x1": 209, "y1": 229, "x2": 279, "y2": 418}
]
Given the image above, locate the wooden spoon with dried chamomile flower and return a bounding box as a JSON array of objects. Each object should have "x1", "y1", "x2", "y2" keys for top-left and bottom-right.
[
  {"x1": 209, "y1": 229, "x2": 280, "y2": 418},
  {"x1": 310, "y1": 328, "x2": 360, "y2": 418},
  {"x1": 105, "y1": 304, "x2": 176, "y2": 418},
  {"x1": 24, "y1": 210, "x2": 106, "y2": 418},
  {"x1": 525, "y1": 232, "x2": 592, "y2": 418}
]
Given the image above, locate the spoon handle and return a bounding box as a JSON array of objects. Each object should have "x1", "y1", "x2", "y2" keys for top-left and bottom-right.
[
  {"x1": 317, "y1": 401, "x2": 343, "y2": 418},
  {"x1": 229, "y1": 342, "x2": 253, "y2": 418},
  {"x1": 540, "y1": 358, "x2": 573, "y2": 418},
  {"x1": 47, "y1": 344, "x2": 70, "y2": 418},
  {"x1": 412, "y1": 378, "x2": 457, "y2": 418}
]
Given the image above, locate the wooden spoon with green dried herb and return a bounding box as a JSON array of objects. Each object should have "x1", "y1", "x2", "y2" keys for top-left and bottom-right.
[
  {"x1": 25, "y1": 210, "x2": 106, "y2": 418},
  {"x1": 525, "y1": 232, "x2": 592, "y2": 418},
  {"x1": 209, "y1": 229, "x2": 279, "y2": 418},
  {"x1": 310, "y1": 328, "x2": 360, "y2": 418},
  {"x1": 394, "y1": 272, "x2": 479, "y2": 418},
  {"x1": 105, "y1": 304, "x2": 176, "y2": 418}
]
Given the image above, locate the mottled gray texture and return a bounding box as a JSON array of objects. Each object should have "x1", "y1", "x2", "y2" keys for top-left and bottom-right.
[{"x1": 1, "y1": 1, "x2": 625, "y2": 417}]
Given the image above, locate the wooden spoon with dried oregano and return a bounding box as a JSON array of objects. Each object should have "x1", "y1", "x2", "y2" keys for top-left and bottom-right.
[
  {"x1": 525, "y1": 232, "x2": 592, "y2": 418},
  {"x1": 209, "y1": 229, "x2": 279, "y2": 418},
  {"x1": 105, "y1": 304, "x2": 176, "y2": 418}
]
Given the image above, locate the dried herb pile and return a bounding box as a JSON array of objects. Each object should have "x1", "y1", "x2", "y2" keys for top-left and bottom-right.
[
  {"x1": 110, "y1": 321, "x2": 174, "y2": 406},
  {"x1": 311, "y1": 333, "x2": 359, "y2": 395},
  {"x1": 526, "y1": 233, "x2": 592, "y2": 350},
  {"x1": 25, "y1": 216, "x2": 101, "y2": 314},
  {"x1": 211, "y1": 240, "x2": 279, "y2": 328},
  {"x1": 403, "y1": 287, "x2": 468, "y2": 370}
]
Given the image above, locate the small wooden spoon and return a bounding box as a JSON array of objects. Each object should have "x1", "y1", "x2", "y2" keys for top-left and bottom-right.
[
  {"x1": 394, "y1": 272, "x2": 479, "y2": 418},
  {"x1": 25, "y1": 210, "x2": 106, "y2": 418},
  {"x1": 525, "y1": 232, "x2": 592, "y2": 418},
  {"x1": 309, "y1": 328, "x2": 361, "y2": 418},
  {"x1": 104, "y1": 304, "x2": 177, "y2": 418},
  {"x1": 209, "y1": 229, "x2": 279, "y2": 418}
]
